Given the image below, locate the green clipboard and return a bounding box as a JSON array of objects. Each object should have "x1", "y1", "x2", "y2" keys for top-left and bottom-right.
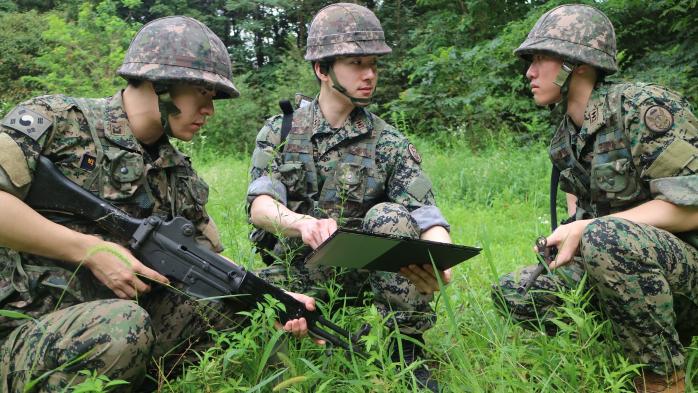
[{"x1": 304, "y1": 228, "x2": 481, "y2": 272}]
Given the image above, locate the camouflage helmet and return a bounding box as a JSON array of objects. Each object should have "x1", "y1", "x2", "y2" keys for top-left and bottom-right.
[
  {"x1": 515, "y1": 4, "x2": 618, "y2": 75},
  {"x1": 305, "y1": 3, "x2": 392, "y2": 61},
  {"x1": 117, "y1": 16, "x2": 239, "y2": 99}
]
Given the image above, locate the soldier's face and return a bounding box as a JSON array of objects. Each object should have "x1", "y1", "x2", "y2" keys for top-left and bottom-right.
[
  {"x1": 526, "y1": 54, "x2": 563, "y2": 106},
  {"x1": 168, "y1": 84, "x2": 216, "y2": 141},
  {"x1": 331, "y1": 56, "x2": 379, "y2": 101}
]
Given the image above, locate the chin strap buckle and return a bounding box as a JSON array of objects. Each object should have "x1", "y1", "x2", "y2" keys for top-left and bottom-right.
[{"x1": 553, "y1": 61, "x2": 575, "y2": 87}]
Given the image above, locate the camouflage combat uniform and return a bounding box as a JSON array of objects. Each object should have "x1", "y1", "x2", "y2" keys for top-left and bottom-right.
[
  {"x1": 248, "y1": 99, "x2": 450, "y2": 334},
  {"x1": 492, "y1": 4, "x2": 698, "y2": 378},
  {"x1": 0, "y1": 16, "x2": 242, "y2": 392}
]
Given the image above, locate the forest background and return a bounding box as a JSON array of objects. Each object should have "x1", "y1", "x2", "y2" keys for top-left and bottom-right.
[
  {"x1": 1, "y1": 0, "x2": 697, "y2": 392},
  {"x1": 1, "y1": 0, "x2": 696, "y2": 153}
]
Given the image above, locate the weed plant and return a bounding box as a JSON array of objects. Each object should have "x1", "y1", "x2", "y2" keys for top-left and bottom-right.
[
  {"x1": 6, "y1": 138, "x2": 697, "y2": 392},
  {"x1": 179, "y1": 138, "x2": 690, "y2": 392}
]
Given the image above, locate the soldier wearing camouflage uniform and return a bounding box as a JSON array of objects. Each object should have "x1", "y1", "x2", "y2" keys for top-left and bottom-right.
[
  {"x1": 491, "y1": 4, "x2": 698, "y2": 392},
  {"x1": 0, "y1": 16, "x2": 315, "y2": 392},
  {"x1": 247, "y1": 3, "x2": 452, "y2": 391}
]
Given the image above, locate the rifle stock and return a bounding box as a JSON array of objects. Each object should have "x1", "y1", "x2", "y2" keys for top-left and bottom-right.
[{"x1": 25, "y1": 156, "x2": 367, "y2": 358}]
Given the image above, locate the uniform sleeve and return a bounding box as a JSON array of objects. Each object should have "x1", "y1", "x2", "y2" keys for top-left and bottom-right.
[
  {"x1": 378, "y1": 128, "x2": 450, "y2": 232},
  {"x1": 247, "y1": 115, "x2": 288, "y2": 206},
  {"x1": 625, "y1": 86, "x2": 698, "y2": 207},
  {"x1": 0, "y1": 98, "x2": 57, "y2": 198}
]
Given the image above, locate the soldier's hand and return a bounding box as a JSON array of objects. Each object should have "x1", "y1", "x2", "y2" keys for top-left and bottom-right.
[
  {"x1": 400, "y1": 265, "x2": 452, "y2": 294},
  {"x1": 296, "y1": 217, "x2": 337, "y2": 249},
  {"x1": 275, "y1": 291, "x2": 326, "y2": 345},
  {"x1": 83, "y1": 240, "x2": 170, "y2": 299},
  {"x1": 545, "y1": 219, "x2": 593, "y2": 268}
]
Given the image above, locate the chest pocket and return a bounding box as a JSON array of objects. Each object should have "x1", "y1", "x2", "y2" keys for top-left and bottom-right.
[
  {"x1": 592, "y1": 157, "x2": 645, "y2": 206},
  {"x1": 174, "y1": 166, "x2": 210, "y2": 220},
  {"x1": 336, "y1": 162, "x2": 367, "y2": 202},
  {"x1": 101, "y1": 148, "x2": 144, "y2": 200},
  {"x1": 321, "y1": 162, "x2": 367, "y2": 204},
  {"x1": 278, "y1": 162, "x2": 307, "y2": 197}
]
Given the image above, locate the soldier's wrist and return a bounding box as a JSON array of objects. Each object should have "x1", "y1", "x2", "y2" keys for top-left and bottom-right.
[
  {"x1": 65, "y1": 233, "x2": 102, "y2": 266},
  {"x1": 289, "y1": 214, "x2": 318, "y2": 234}
]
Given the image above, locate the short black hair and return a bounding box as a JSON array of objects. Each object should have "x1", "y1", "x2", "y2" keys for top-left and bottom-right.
[{"x1": 312, "y1": 58, "x2": 335, "y2": 84}]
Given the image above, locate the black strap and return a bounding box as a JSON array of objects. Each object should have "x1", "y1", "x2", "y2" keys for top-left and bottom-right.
[
  {"x1": 550, "y1": 165, "x2": 560, "y2": 231},
  {"x1": 279, "y1": 99, "x2": 294, "y2": 145}
]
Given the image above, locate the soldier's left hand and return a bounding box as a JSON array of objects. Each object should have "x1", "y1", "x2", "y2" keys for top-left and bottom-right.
[
  {"x1": 399, "y1": 265, "x2": 452, "y2": 294},
  {"x1": 545, "y1": 219, "x2": 593, "y2": 268},
  {"x1": 275, "y1": 292, "x2": 326, "y2": 345}
]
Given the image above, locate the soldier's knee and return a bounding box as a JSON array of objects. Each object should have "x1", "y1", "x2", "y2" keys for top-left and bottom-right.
[
  {"x1": 363, "y1": 202, "x2": 419, "y2": 237},
  {"x1": 580, "y1": 217, "x2": 633, "y2": 263},
  {"x1": 491, "y1": 272, "x2": 517, "y2": 314},
  {"x1": 99, "y1": 301, "x2": 154, "y2": 368}
]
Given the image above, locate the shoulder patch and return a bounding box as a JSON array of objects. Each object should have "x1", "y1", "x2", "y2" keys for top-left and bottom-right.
[
  {"x1": 644, "y1": 105, "x2": 674, "y2": 134},
  {"x1": 408, "y1": 143, "x2": 422, "y2": 164},
  {"x1": 1, "y1": 106, "x2": 52, "y2": 141}
]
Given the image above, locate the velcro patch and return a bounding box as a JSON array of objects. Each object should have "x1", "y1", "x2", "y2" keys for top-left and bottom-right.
[
  {"x1": 406, "y1": 172, "x2": 432, "y2": 201},
  {"x1": 0, "y1": 133, "x2": 31, "y2": 188},
  {"x1": 80, "y1": 153, "x2": 97, "y2": 171},
  {"x1": 253, "y1": 149, "x2": 274, "y2": 169},
  {"x1": 644, "y1": 105, "x2": 674, "y2": 134},
  {"x1": 1, "y1": 106, "x2": 52, "y2": 141},
  {"x1": 645, "y1": 138, "x2": 698, "y2": 178}
]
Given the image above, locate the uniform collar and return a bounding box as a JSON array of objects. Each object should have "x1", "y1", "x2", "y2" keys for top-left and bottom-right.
[
  {"x1": 103, "y1": 91, "x2": 141, "y2": 152},
  {"x1": 311, "y1": 99, "x2": 373, "y2": 138},
  {"x1": 311, "y1": 99, "x2": 373, "y2": 157},
  {"x1": 152, "y1": 140, "x2": 188, "y2": 168},
  {"x1": 578, "y1": 82, "x2": 611, "y2": 138},
  {"x1": 105, "y1": 91, "x2": 187, "y2": 168}
]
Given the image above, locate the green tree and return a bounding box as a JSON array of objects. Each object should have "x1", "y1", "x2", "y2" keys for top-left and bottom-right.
[
  {"x1": 22, "y1": 0, "x2": 141, "y2": 98},
  {"x1": 0, "y1": 10, "x2": 47, "y2": 111}
]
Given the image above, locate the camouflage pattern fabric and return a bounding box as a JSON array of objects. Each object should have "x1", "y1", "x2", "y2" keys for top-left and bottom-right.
[
  {"x1": 248, "y1": 99, "x2": 446, "y2": 235},
  {"x1": 494, "y1": 217, "x2": 698, "y2": 375},
  {"x1": 248, "y1": 100, "x2": 449, "y2": 334},
  {"x1": 0, "y1": 93, "x2": 228, "y2": 390},
  {"x1": 549, "y1": 82, "x2": 698, "y2": 218},
  {"x1": 305, "y1": 3, "x2": 391, "y2": 61},
  {"x1": 258, "y1": 203, "x2": 435, "y2": 335},
  {"x1": 0, "y1": 291, "x2": 245, "y2": 392},
  {"x1": 117, "y1": 16, "x2": 239, "y2": 99},
  {"x1": 515, "y1": 4, "x2": 617, "y2": 74},
  {"x1": 493, "y1": 79, "x2": 698, "y2": 376},
  {"x1": 0, "y1": 300, "x2": 153, "y2": 393}
]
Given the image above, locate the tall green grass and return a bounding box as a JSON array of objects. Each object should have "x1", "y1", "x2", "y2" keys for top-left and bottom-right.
[
  {"x1": 161, "y1": 138, "x2": 692, "y2": 393},
  {"x1": 53, "y1": 139, "x2": 696, "y2": 392}
]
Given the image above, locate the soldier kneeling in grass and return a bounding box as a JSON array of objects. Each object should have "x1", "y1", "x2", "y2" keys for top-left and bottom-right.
[
  {"x1": 0, "y1": 16, "x2": 318, "y2": 392},
  {"x1": 492, "y1": 4, "x2": 698, "y2": 393}
]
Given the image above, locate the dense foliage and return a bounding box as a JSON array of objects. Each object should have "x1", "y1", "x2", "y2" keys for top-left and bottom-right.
[{"x1": 1, "y1": 0, "x2": 696, "y2": 152}]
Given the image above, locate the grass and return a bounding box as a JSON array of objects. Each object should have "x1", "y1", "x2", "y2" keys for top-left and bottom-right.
[
  {"x1": 22, "y1": 138, "x2": 698, "y2": 392},
  {"x1": 164, "y1": 138, "x2": 665, "y2": 393}
]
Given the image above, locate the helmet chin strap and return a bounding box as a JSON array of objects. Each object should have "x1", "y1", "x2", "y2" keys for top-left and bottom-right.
[
  {"x1": 548, "y1": 61, "x2": 576, "y2": 111},
  {"x1": 153, "y1": 83, "x2": 181, "y2": 137},
  {"x1": 327, "y1": 66, "x2": 373, "y2": 106}
]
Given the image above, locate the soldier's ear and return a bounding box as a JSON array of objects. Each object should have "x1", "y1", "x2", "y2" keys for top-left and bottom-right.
[
  {"x1": 574, "y1": 64, "x2": 594, "y2": 75},
  {"x1": 574, "y1": 64, "x2": 600, "y2": 84},
  {"x1": 313, "y1": 62, "x2": 330, "y2": 81}
]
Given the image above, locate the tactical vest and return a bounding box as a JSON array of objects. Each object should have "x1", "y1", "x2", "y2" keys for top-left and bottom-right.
[
  {"x1": 550, "y1": 84, "x2": 655, "y2": 217},
  {"x1": 75, "y1": 97, "x2": 210, "y2": 219},
  {"x1": 277, "y1": 104, "x2": 387, "y2": 229}
]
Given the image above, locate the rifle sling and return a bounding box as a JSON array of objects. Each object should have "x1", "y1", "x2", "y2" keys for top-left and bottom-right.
[{"x1": 550, "y1": 165, "x2": 560, "y2": 231}]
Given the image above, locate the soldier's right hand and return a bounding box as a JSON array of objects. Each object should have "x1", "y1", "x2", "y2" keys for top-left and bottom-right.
[
  {"x1": 83, "y1": 240, "x2": 170, "y2": 299},
  {"x1": 295, "y1": 217, "x2": 337, "y2": 249}
]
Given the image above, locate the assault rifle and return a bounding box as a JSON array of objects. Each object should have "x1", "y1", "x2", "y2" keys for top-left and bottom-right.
[{"x1": 25, "y1": 156, "x2": 367, "y2": 358}]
